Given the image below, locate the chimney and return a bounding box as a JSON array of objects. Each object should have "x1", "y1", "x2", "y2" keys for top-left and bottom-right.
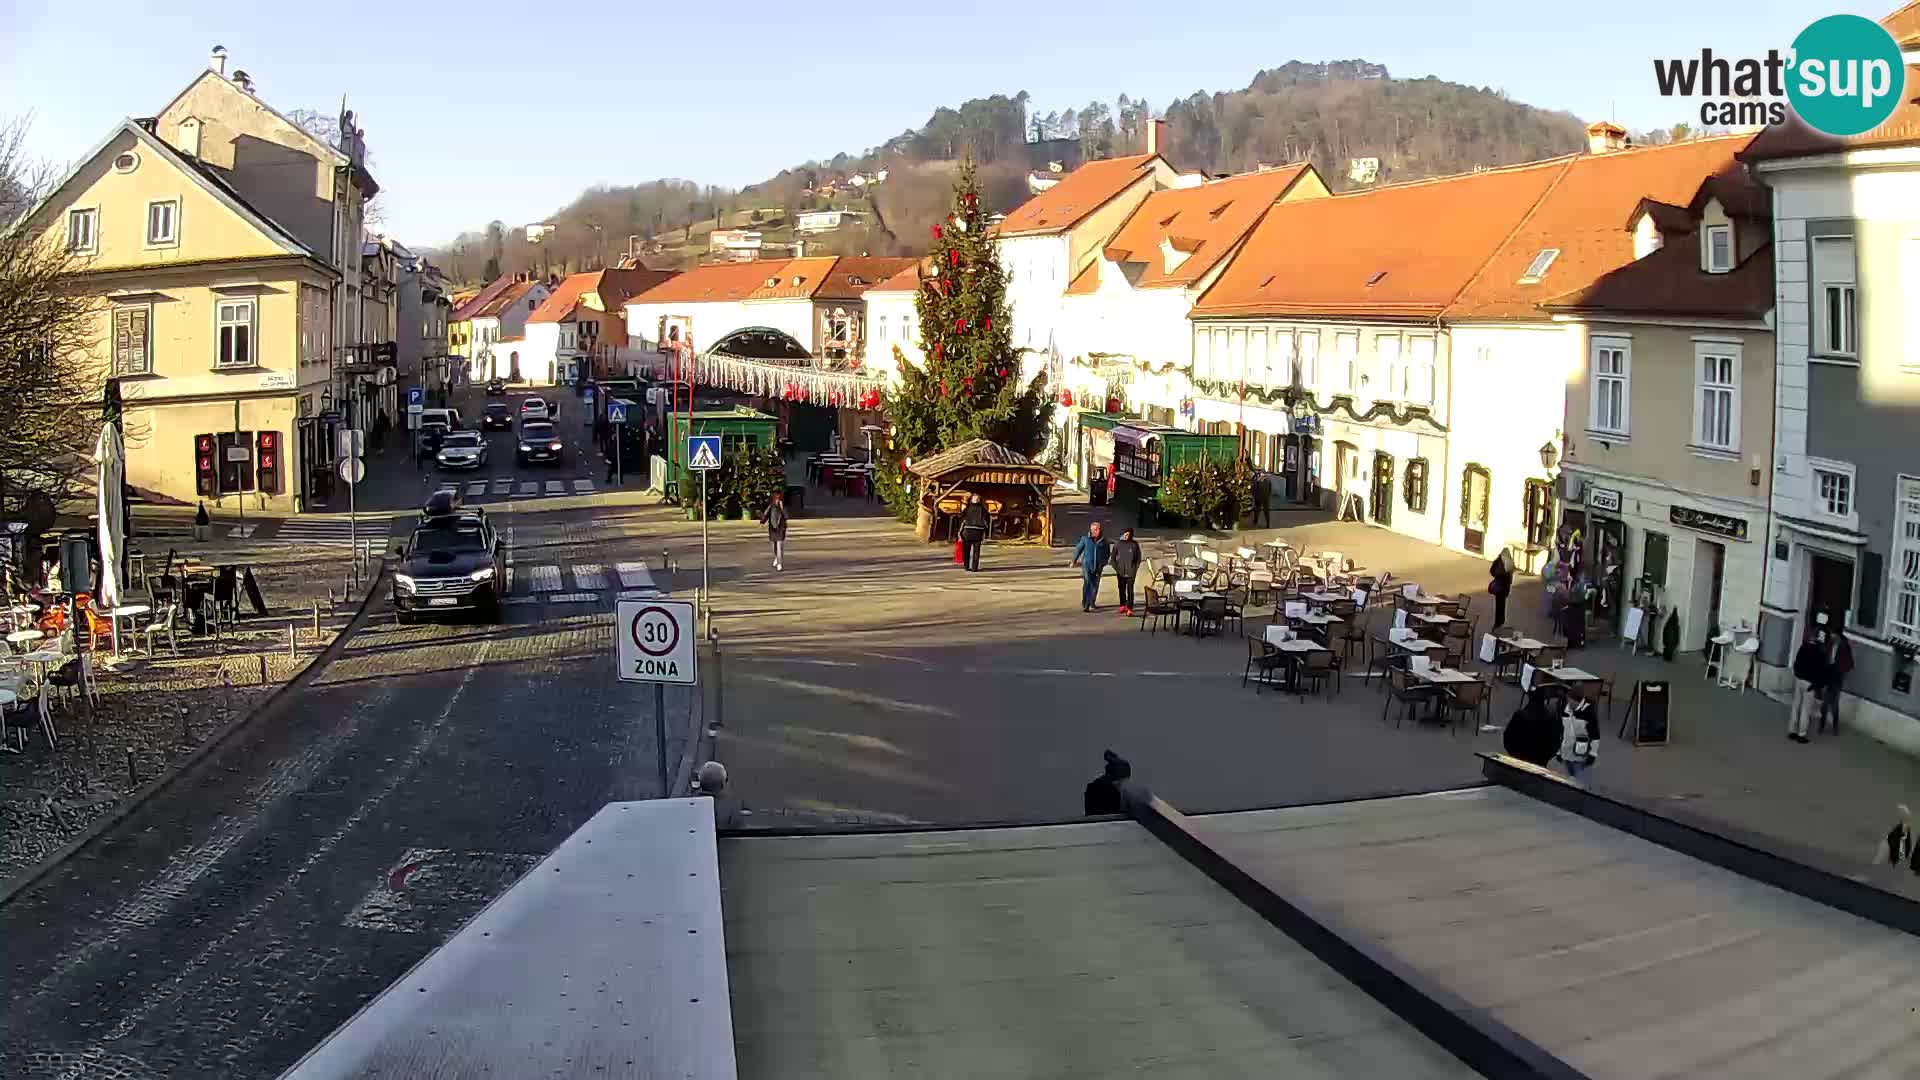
[
  {"x1": 1147, "y1": 118, "x2": 1167, "y2": 156},
  {"x1": 232, "y1": 70, "x2": 254, "y2": 95},
  {"x1": 1586, "y1": 121, "x2": 1627, "y2": 154},
  {"x1": 209, "y1": 45, "x2": 227, "y2": 76}
]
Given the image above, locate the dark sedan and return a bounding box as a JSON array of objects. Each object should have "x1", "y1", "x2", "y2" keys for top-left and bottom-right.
[
  {"x1": 516, "y1": 421, "x2": 563, "y2": 466},
  {"x1": 485, "y1": 378, "x2": 507, "y2": 396},
  {"x1": 481, "y1": 402, "x2": 513, "y2": 430}
]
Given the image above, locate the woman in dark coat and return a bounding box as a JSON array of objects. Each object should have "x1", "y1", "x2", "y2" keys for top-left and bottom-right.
[
  {"x1": 958, "y1": 494, "x2": 990, "y2": 572},
  {"x1": 1110, "y1": 527, "x2": 1143, "y2": 615},
  {"x1": 1503, "y1": 687, "x2": 1565, "y2": 768},
  {"x1": 1488, "y1": 549, "x2": 1514, "y2": 630}
]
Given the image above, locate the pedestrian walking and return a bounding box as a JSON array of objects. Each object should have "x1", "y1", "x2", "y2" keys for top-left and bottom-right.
[
  {"x1": 1821, "y1": 610, "x2": 1852, "y2": 734},
  {"x1": 1252, "y1": 470, "x2": 1273, "y2": 528},
  {"x1": 1503, "y1": 686, "x2": 1565, "y2": 768},
  {"x1": 1070, "y1": 521, "x2": 1111, "y2": 613},
  {"x1": 760, "y1": 491, "x2": 789, "y2": 571},
  {"x1": 1881, "y1": 805, "x2": 1913, "y2": 868},
  {"x1": 1083, "y1": 750, "x2": 1131, "y2": 815},
  {"x1": 958, "y1": 493, "x2": 990, "y2": 572},
  {"x1": 1789, "y1": 621, "x2": 1830, "y2": 744},
  {"x1": 371, "y1": 411, "x2": 391, "y2": 456},
  {"x1": 1488, "y1": 548, "x2": 1514, "y2": 631},
  {"x1": 1110, "y1": 527, "x2": 1142, "y2": 616}
]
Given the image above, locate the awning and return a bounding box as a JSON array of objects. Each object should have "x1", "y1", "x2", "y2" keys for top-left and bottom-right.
[{"x1": 1112, "y1": 425, "x2": 1160, "y2": 450}]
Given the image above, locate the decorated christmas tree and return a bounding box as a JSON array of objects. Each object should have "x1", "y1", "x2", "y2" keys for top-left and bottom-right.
[{"x1": 875, "y1": 158, "x2": 1054, "y2": 520}]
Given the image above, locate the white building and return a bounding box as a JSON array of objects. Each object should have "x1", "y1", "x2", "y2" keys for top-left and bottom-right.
[
  {"x1": 467, "y1": 278, "x2": 551, "y2": 382},
  {"x1": 1048, "y1": 163, "x2": 1328, "y2": 488},
  {"x1": 864, "y1": 261, "x2": 923, "y2": 383},
  {"x1": 795, "y1": 210, "x2": 863, "y2": 234},
  {"x1": 1743, "y1": 19, "x2": 1920, "y2": 748}
]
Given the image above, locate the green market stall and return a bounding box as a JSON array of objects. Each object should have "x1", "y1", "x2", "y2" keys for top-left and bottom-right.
[
  {"x1": 1077, "y1": 413, "x2": 1239, "y2": 526},
  {"x1": 664, "y1": 407, "x2": 779, "y2": 515}
]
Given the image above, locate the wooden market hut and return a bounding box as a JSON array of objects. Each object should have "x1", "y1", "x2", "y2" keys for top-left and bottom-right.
[{"x1": 907, "y1": 439, "x2": 1059, "y2": 546}]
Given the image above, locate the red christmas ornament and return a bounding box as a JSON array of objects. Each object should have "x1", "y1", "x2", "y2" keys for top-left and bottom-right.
[
  {"x1": 950, "y1": 249, "x2": 962, "y2": 267},
  {"x1": 940, "y1": 380, "x2": 948, "y2": 396},
  {"x1": 955, "y1": 318, "x2": 967, "y2": 334},
  {"x1": 984, "y1": 317, "x2": 992, "y2": 331},
  {"x1": 996, "y1": 367, "x2": 1006, "y2": 378},
  {"x1": 964, "y1": 192, "x2": 977, "y2": 207},
  {"x1": 1059, "y1": 389, "x2": 1074, "y2": 407},
  {"x1": 933, "y1": 343, "x2": 944, "y2": 360},
  {"x1": 931, "y1": 224, "x2": 942, "y2": 239}
]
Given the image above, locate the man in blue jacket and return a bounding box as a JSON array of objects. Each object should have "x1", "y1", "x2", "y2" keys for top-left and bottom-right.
[{"x1": 1070, "y1": 521, "x2": 1111, "y2": 613}]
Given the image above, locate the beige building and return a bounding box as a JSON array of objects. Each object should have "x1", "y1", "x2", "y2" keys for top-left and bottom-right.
[
  {"x1": 1545, "y1": 176, "x2": 1776, "y2": 652},
  {"x1": 18, "y1": 119, "x2": 336, "y2": 512}
]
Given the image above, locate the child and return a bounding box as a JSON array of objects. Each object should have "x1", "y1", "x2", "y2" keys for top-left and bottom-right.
[{"x1": 1558, "y1": 692, "x2": 1599, "y2": 779}]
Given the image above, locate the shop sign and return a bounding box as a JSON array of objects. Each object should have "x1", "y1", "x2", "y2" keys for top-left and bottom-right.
[
  {"x1": 1588, "y1": 486, "x2": 1622, "y2": 513},
  {"x1": 1670, "y1": 504, "x2": 1749, "y2": 541},
  {"x1": 1291, "y1": 414, "x2": 1321, "y2": 435}
]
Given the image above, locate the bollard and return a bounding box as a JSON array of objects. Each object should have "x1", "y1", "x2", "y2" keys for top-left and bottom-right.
[
  {"x1": 258, "y1": 653, "x2": 268, "y2": 685},
  {"x1": 182, "y1": 703, "x2": 191, "y2": 743},
  {"x1": 126, "y1": 749, "x2": 139, "y2": 785},
  {"x1": 288, "y1": 622, "x2": 297, "y2": 659},
  {"x1": 327, "y1": 586, "x2": 336, "y2": 608},
  {"x1": 312, "y1": 600, "x2": 321, "y2": 641},
  {"x1": 222, "y1": 667, "x2": 234, "y2": 718}
]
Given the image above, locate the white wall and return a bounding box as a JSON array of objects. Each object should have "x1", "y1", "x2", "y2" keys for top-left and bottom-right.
[
  {"x1": 520, "y1": 322, "x2": 563, "y2": 386},
  {"x1": 999, "y1": 233, "x2": 1070, "y2": 366},
  {"x1": 865, "y1": 290, "x2": 921, "y2": 383},
  {"x1": 1447, "y1": 323, "x2": 1577, "y2": 558},
  {"x1": 623, "y1": 297, "x2": 817, "y2": 357}
]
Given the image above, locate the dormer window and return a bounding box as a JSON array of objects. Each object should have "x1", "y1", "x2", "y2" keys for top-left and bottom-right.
[
  {"x1": 1366, "y1": 271, "x2": 1388, "y2": 287},
  {"x1": 1704, "y1": 224, "x2": 1733, "y2": 273},
  {"x1": 765, "y1": 277, "x2": 779, "y2": 287},
  {"x1": 1633, "y1": 214, "x2": 1664, "y2": 260},
  {"x1": 1160, "y1": 237, "x2": 1192, "y2": 274},
  {"x1": 1518, "y1": 248, "x2": 1560, "y2": 284}
]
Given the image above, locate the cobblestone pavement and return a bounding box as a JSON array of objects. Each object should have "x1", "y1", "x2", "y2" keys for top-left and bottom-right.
[{"x1": 0, "y1": 501, "x2": 699, "y2": 1079}]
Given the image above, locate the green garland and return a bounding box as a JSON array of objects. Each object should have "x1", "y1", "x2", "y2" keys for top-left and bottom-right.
[{"x1": 1185, "y1": 378, "x2": 1450, "y2": 433}]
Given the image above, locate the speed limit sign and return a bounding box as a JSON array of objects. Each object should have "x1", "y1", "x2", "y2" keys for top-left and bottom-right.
[{"x1": 615, "y1": 597, "x2": 696, "y2": 684}]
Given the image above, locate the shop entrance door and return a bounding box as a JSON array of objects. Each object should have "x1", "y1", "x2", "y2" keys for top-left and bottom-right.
[
  {"x1": 1462, "y1": 466, "x2": 1490, "y2": 554},
  {"x1": 1371, "y1": 453, "x2": 1394, "y2": 527},
  {"x1": 1808, "y1": 553, "x2": 1854, "y2": 629}
]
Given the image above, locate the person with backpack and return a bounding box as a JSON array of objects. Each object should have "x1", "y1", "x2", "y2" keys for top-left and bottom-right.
[
  {"x1": 1558, "y1": 692, "x2": 1599, "y2": 778},
  {"x1": 760, "y1": 491, "x2": 789, "y2": 572},
  {"x1": 957, "y1": 493, "x2": 990, "y2": 572}
]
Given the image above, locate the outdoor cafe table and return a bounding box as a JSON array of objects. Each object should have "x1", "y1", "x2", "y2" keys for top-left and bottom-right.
[
  {"x1": 1263, "y1": 628, "x2": 1329, "y2": 690},
  {"x1": 1177, "y1": 591, "x2": 1226, "y2": 636},
  {"x1": 1293, "y1": 611, "x2": 1344, "y2": 642},
  {"x1": 1301, "y1": 590, "x2": 1343, "y2": 608},
  {"x1": 7, "y1": 628, "x2": 45, "y2": 652},
  {"x1": 106, "y1": 604, "x2": 150, "y2": 663},
  {"x1": 1536, "y1": 665, "x2": 1602, "y2": 692}
]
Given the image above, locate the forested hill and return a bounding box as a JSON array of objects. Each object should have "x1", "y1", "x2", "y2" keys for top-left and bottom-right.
[{"x1": 430, "y1": 60, "x2": 1595, "y2": 281}]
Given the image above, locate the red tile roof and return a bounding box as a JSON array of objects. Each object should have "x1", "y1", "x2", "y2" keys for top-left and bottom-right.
[
  {"x1": 747, "y1": 257, "x2": 838, "y2": 300},
  {"x1": 1443, "y1": 135, "x2": 1752, "y2": 321},
  {"x1": 1193, "y1": 159, "x2": 1570, "y2": 319},
  {"x1": 867, "y1": 261, "x2": 924, "y2": 293},
  {"x1": 1065, "y1": 164, "x2": 1318, "y2": 297},
  {"x1": 529, "y1": 272, "x2": 599, "y2": 323},
  {"x1": 625, "y1": 259, "x2": 815, "y2": 306},
  {"x1": 450, "y1": 275, "x2": 516, "y2": 322},
  {"x1": 1742, "y1": 63, "x2": 1920, "y2": 160},
  {"x1": 1887, "y1": 0, "x2": 1920, "y2": 46},
  {"x1": 992, "y1": 153, "x2": 1161, "y2": 237},
  {"x1": 595, "y1": 267, "x2": 677, "y2": 311},
  {"x1": 1541, "y1": 237, "x2": 1774, "y2": 319},
  {"x1": 473, "y1": 280, "x2": 541, "y2": 319},
  {"x1": 815, "y1": 256, "x2": 919, "y2": 300}
]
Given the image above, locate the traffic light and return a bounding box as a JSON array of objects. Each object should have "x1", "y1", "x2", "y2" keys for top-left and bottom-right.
[
  {"x1": 256, "y1": 430, "x2": 280, "y2": 494},
  {"x1": 195, "y1": 434, "x2": 216, "y2": 496}
]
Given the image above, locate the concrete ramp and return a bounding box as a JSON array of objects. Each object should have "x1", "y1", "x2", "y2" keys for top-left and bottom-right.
[
  {"x1": 720, "y1": 822, "x2": 1476, "y2": 1079},
  {"x1": 280, "y1": 798, "x2": 736, "y2": 1079},
  {"x1": 1192, "y1": 787, "x2": 1920, "y2": 1079}
]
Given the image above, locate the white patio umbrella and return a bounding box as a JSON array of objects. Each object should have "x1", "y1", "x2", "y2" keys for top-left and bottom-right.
[{"x1": 94, "y1": 420, "x2": 126, "y2": 608}]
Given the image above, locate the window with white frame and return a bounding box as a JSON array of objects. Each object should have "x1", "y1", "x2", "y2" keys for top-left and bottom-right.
[
  {"x1": 112, "y1": 305, "x2": 151, "y2": 375},
  {"x1": 146, "y1": 199, "x2": 179, "y2": 246},
  {"x1": 902, "y1": 314, "x2": 913, "y2": 343},
  {"x1": 1228, "y1": 328, "x2": 1247, "y2": 382},
  {"x1": 877, "y1": 315, "x2": 888, "y2": 341},
  {"x1": 1298, "y1": 331, "x2": 1319, "y2": 390},
  {"x1": 1334, "y1": 331, "x2": 1358, "y2": 392},
  {"x1": 1811, "y1": 235, "x2": 1857, "y2": 359},
  {"x1": 1809, "y1": 458, "x2": 1856, "y2": 526},
  {"x1": 1589, "y1": 337, "x2": 1630, "y2": 435},
  {"x1": 1248, "y1": 329, "x2": 1268, "y2": 386},
  {"x1": 1374, "y1": 333, "x2": 1402, "y2": 400},
  {"x1": 216, "y1": 298, "x2": 257, "y2": 368},
  {"x1": 1272, "y1": 330, "x2": 1295, "y2": 387},
  {"x1": 67, "y1": 208, "x2": 97, "y2": 253},
  {"x1": 1693, "y1": 342, "x2": 1740, "y2": 451},
  {"x1": 1704, "y1": 224, "x2": 1732, "y2": 273},
  {"x1": 1404, "y1": 336, "x2": 1435, "y2": 405},
  {"x1": 1893, "y1": 476, "x2": 1920, "y2": 643},
  {"x1": 1213, "y1": 327, "x2": 1230, "y2": 380}
]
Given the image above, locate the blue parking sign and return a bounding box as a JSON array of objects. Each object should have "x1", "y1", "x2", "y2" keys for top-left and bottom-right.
[{"x1": 407, "y1": 386, "x2": 424, "y2": 409}]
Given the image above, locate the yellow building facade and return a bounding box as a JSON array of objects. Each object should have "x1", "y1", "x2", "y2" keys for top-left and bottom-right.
[{"x1": 21, "y1": 120, "x2": 336, "y2": 513}]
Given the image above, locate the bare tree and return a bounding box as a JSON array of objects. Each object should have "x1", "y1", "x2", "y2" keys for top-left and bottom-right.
[{"x1": 0, "y1": 117, "x2": 108, "y2": 515}]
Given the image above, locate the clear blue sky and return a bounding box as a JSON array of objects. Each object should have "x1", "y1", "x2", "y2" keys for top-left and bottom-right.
[{"x1": 0, "y1": 0, "x2": 1887, "y2": 247}]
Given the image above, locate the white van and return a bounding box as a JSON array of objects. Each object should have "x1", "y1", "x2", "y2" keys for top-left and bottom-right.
[{"x1": 419, "y1": 407, "x2": 463, "y2": 430}]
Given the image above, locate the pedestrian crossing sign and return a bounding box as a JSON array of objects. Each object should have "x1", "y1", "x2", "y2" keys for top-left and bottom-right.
[{"x1": 688, "y1": 435, "x2": 722, "y2": 471}]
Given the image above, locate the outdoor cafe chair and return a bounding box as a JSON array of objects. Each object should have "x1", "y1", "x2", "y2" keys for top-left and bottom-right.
[
  {"x1": 1383, "y1": 666, "x2": 1439, "y2": 728},
  {"x1": 136, "y1": 605, "x2": 181, "y2": 658},
  {"x1": 1194, "y1": 595, "x2": 1228, "y2": 638},
  {"x1": 1295, "y1": 649, "x2": 1335, "y2": 702},
  {"x1": 1223, "y1": 588, "x2": 1249, "y2": 637},
  {"x1": 1370, "y1": 643, "x2": 1410, "y2": 690},
  {"x1": 1440, "y1": 677, "x2": 1490, "y2": 735},
  {"x1": 1325, "y1": 633, "x2": 1350, "y2": 695},
  {"x1": 1138, "y1": 586, "x2": 1181, "y2": 635},
  {"x1": 1242, "y1": 637, "x2": 1284, "y2": 692}
]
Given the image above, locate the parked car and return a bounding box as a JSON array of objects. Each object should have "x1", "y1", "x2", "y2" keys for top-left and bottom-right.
[
  {"x1": 518, "y1": 398, "x2": 551, "y2": 423},
  {"x1": 485, "y1": 378, "x2": 506, "y2": 397},
  {"x1": 435, "y1": 430, "x2": 489, "y2": 470},
  {"x1": 419, "y1": 407, "x2": 462, "y2": 431},
  {"x1": 392, "y1": 500, "x2": 505, "y2": 623},
  {"x1": 516, "y1": 421, "x2": 563, "y2": 466}
]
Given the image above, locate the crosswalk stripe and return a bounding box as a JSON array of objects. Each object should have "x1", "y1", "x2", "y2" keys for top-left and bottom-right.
[
  {"x1": 492, "y1": 478, "x2": 513, "y2": 494},
  {"x1": 544, "y1": 480, "x2": 564, "y2": 495},
  {"x1": 525, "y1": 565, "x2": 562, "y2": 593},
  {"x1": 466, "y1": 481, "x2": 487, "y2": 496},
  {"x1": 615, "y1": 561, "x2": 654, "y2": 590},
  {"x1": 571, "y1": 564, "x2": 608, "y2": 590},
  {"x1": 547, "y1": 592, "x2": 598, "y2": 604},
  {"x1": 572, "y1": 479, "x2": 594, "y2": 494},
  {"x1": 269, "y1": 516, "x2": 400, "y2": 544},
  {"x1": 518, "y1": 481, "x2": 538, "y2": 496}
]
